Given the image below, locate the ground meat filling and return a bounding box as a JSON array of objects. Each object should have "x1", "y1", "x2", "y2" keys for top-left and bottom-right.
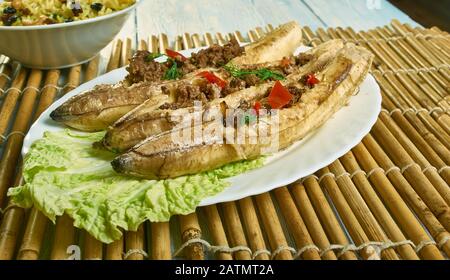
[
  {"x1": 189, "y1": 38, "x2": 244, "y2": 68},
  {"x1": 125, "y1": 38, "x2": 244, "y2": 84},
  {"x1": 126, "y1": 51, "x2": 169, "y2": 84},
  {"x1": 159, "y1": 80, "x2": 223, "y2": 110},
  {"x1": 158, "y1": 50, "x2": 314, "y2": 110}
]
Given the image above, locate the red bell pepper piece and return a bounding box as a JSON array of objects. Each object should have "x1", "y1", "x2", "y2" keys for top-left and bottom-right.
[
  {"x1": 253, "y1": 101, "x2": 262, "y2": 115},
  {"x1": 165, "y1": 49, "x2": 187, "y2": 61},
  {"x1": 306, "y1": 74, "x2": 320, "y2": 87},
  {"x1": 197, "y1": 71, "x2": 227, "y2": 89},
  {"x1": 268, "y1": 81, "x2": 293, "y2": 109},
  {"x1": 280, "y1": 57, "x2": 291, "y2": 67}
]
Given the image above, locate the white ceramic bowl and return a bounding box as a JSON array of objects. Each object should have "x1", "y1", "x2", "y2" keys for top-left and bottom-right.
[{"x1": 0, "y1": 1, "x2": 139, "y2": 69}]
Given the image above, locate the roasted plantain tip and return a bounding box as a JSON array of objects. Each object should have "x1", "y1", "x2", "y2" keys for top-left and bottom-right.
[
  {"x1": 111, "y1": 155, "x2": 130, "y2": 174},
  {"x1": 49, "y1": 107, "x2": 64, "y2": 121}
]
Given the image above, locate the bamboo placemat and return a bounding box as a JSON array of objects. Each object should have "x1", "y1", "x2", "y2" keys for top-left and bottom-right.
[{"x1": 0, "y1": 20, "x2": 449, "y2": 260}]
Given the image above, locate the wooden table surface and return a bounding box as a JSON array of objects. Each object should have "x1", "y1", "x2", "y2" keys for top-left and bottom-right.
[{"x1": 120, "y1": 0, "x2": 418, "y2": 42}]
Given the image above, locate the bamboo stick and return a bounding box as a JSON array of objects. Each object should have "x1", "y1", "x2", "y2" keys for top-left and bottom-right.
[
  {"x1": 150, "y1": 222, "x2": 171, "y2": 260},
  {"x1": 357, "y1": 136, "x2": 445, "y2": 259},
  {"x1": 273, "y1": 187, "x2": 321, "y2": 260},
  {"x1": 83, "y1": 234, "x2": 102, "y2": 260},
  {"x1": 106, "y1": 40, "x2": 123, "y2": 73},
  {"x1": 317, "y1": 168, "x2": 380, "y2": 260},
  {"x1": 391, "y1": 20, "x2": 449, "y2": 75},
  {"x1": 289, "y1": 183, "x2": 338, "y2": 260},
  {"x1": 302, "y1": 177, "x2": 358, "y2": 260},
  {"x1": 0, "y1": 68, "x2": 27, "y2": 143},
  {"x1": 17, "y1": 208, "x2": 48, "y2": 260},
  {"x1": 360, "y1": 134, "x2": 450, "y2": 257},
  {"x1": 254, "y1": 193, "x2": 293, "y2": 260},
  {"x1": 121, "y1": 38, "x2": 133, "y2": 68},
  {"x1": 343, "y1": 28, "x2": 450, "y2": 146},
  {"x1": 351, "y1": 27, "x2": 449, "y2": 118},
  {"x1": 105, "y1": 238, "x2": 123, "y2": 260},
  {"x1": 0, "y1": 69, "x2": 42, "y2": 208},
  {"x1": 178, "y1": 213, "x2": 204, "y2": 260},
  {"x1": 375, "y1": 73, "x2": 450, "y2": 151},
  {"x1": 0, "y1": 166, "x2": 25, "y2": 260},
  {"x1": 202, "y1": 205, "x2": 233, "y2": 260},
  {"x1": 380, "y1": 97, "x2": 450, "y2": 184},
  {"x1": 0, "y1": 60, "x2": 12, "y2": 95},
  {"x1": 238, "y1": 198, "x2": 270, "y2": 260},
  {"x1": 376, "y1": 74, "x2": 450, "y2": 167},
  {"x1": 371, "y1": 27, "x2": 447, "y2": 93},
  {"x1": 357, "y1": 30, "x2": 448, "y2": 110},
  {"x1": 148, "y1": 35, "x2": 158, "y2": 54},
  {"x1": 339, "y1": 152, "x2": 419, "y2": 260},
  {"x1": 124, "y1": 225, "x2": 146, "y2": 260},
  {"x1": 221, "y1": 202, "x2": 252, "y2": 260},
  {"x1": 11, "y1": 69, "x2": 61, "y2": 260},
  {"x1": 379, "y1": 112, "x2": 450, "y2": 198},
  {"x1": 327, "y1": 161, "x2": 400, "y2": 260},
  {"x1": 371, "y1": 120, "x2": 450, "y2": 231},
  {"x1": 139, "y1": 39, "x2": 148, "y2": 52},
  {"x1": 216, "y1": 33, "x2": 227, "y2": 45},
  {"x1": 382, "y1": 25, "x2": 450, "y2": 90},
  {"x1": 50, "y1": 214, "x2": 76, "y2": 260},
  {"x1": 204, "y1": 33, "x2": 215, "y2": 46}
]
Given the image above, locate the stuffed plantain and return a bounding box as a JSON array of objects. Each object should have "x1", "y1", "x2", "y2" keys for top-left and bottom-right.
[
  {"x1": 102, "y1": 39, "x2": 345, "y2": 152},
  {"x1": 50, "y1": 21, "x2": 303, "y2": 132},
  {"x1": 111, "y1": 43, "x2": 374, "y2": 179}
]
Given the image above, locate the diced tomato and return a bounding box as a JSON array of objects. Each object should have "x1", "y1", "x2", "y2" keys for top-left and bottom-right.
[
  {"x1": 268, "y1": 81, "x2": 293, "y2": 109},
  {"x1": 306, "y1": 74, "x2": 320, "y2": 87},
  {"x1": 165, "y1": 49, "x2": 187, "y2": 61},
  {"x1": 253, "y1": 101, "x2": 262, "y2": 115},
  {"x1": 280, "y1": 57, "x2": 291, "y2": 67},
  {"x1": 197, "y1": 71, "x2": 227, "y2": 88}
]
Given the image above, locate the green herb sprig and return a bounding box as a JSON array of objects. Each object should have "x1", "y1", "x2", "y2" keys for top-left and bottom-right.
[
  {"x1": 164, "y1": 59, "x2": 182, "y2": 80},
  {"x1": 224, "y1": 64, "x2": 285, "y2": 81},
  {"x1": 145, "y1": 53, "x2": 182, "y2": 80},
  {"x1": 146, "y1": 52, "x2": 164, "y2": 62}
]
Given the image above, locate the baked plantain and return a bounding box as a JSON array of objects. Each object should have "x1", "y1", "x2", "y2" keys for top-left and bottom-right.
[
  {"x1": 111, "y1": 43, "x2": 373, "y2": 179},
  {"x1": 102, "y1": 39, "x2": 345, "y2": 152},
  {"x1": 50, "y1": 21, "x2": 303, "y2": 132}
]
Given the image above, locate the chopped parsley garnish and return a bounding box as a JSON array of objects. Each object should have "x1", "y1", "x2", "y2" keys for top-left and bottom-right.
[
  {"x1": 146, "y1": 52, "x2": 164, "y2": 62},
  {"x1": 224, "y1": 64, "x2": 285, "y2": 81},
  {"x1": 164, "y1": 59, "x2": 182, "y2": 80}
]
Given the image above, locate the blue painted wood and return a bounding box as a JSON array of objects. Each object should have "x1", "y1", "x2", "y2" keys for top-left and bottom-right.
[
  {"x1": 135, "y1": 0, "x2": 326, "y2": 41},
  {"x1": 303, "y1": 0, "x2": 419, "y2": 30},
  {"x1": 133, "y1": 0, "x2": 419, "y2": 41}
]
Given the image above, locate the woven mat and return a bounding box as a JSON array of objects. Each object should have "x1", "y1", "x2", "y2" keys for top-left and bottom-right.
[{"x1": 0, "y1": 19, "x2": 449, "y2": 260}]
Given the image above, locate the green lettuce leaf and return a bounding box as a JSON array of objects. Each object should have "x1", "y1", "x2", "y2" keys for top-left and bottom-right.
[{"x1": 8, "y1": 130, "x2": 264, "y2": 243}]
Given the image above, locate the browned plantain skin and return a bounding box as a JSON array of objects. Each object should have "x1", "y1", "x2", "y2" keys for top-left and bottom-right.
[
  {"x1": 112, "y1": 43, "x2": 374, "y2": 179},
  {"x1": 51, "y1": 21, "x2": 303, "y2": 132},
  {"x1": 103, "y1": 39, "x2": 345, "y2": 152}
]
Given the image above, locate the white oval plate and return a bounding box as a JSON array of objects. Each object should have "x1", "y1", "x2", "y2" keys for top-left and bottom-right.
[{"x1": 23, "y1": 46, "x2": 381, "y2": 206}]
